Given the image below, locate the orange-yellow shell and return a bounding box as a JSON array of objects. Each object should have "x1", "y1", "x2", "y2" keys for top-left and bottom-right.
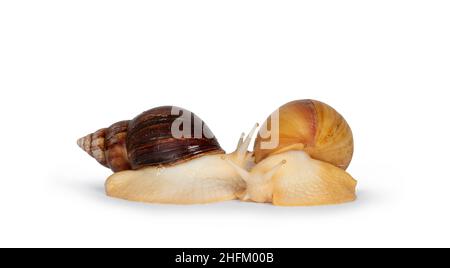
[{"x1": 254, "y1": 99, "x2": 354, "y2": 170}]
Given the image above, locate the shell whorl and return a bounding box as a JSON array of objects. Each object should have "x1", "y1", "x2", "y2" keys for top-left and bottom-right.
[
  {"x1": 126, "y1": 106, "x2": 225, "y2": 169},
  {"x1": 254, "y1": 99, "x2": 354, "y2": 170},
  {"x1": 77, "y1": 106, "x2": 225, "y2": 172},
  {"x1": 77, "y1": 120, "x2": 131, "y2": 172}
]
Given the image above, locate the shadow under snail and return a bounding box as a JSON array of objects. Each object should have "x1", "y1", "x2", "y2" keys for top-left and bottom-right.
[{"x1": 78, "y1": 100, "x2": 357, "y2": 206}]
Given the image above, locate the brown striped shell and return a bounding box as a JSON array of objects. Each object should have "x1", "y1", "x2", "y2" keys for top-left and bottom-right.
[
  {"x1": 254, "y1": 100, "x2": 354, "y2": 170},
  {"x1": 77, "y1": 106, "x2": 225, "y2": 172}
]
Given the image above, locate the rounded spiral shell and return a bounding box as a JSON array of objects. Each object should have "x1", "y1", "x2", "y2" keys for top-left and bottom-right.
[
  {"x1": 254, "y1": 99, "x2": 354, "y2": 170},
  {"x1": 77, "y1": 106, "x2": 225, "y2": 172}
]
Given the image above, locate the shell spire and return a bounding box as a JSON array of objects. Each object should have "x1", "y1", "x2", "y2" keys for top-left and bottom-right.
[
  {"x1": 77, "y1": 128, "x2": 107, "y2": 167},
  {"x1": 77, "y1": 120, "x2": 131, "y2": 172}
]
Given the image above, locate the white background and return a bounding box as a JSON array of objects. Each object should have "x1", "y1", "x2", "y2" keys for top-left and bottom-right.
[{"x1": 1, "y1": 1, "x2": 449, "y2": 248}]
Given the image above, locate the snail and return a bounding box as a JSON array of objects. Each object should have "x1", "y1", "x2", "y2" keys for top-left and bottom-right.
[
  {"x1": 226, "y1": 100, "x2": 357, "y2": 206},
  {"x1": 77, "y1": 106, "x2": 256, "y2": 204}
]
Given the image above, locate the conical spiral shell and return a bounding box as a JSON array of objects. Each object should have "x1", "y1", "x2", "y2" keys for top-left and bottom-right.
[
  {"x1": 78, "y1": 106, "x2": 225, "y2": 172},
  {"x1": 254, "y1": 100, "x2": 354, "y2": 170},
  {"x1": 77, "y1": 120, "x2": 131, "y2": 172}
]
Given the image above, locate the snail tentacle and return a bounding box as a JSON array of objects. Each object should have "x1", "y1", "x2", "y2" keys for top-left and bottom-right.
[
  {"x1": 234, "y1": 123, "x2": 259, "y2": 165},
  {"x1": 262, "y1": 160, "x2": 287, "y2": 183},
  {"x1": 225, "y1": 159, "x2": 251, "y2": 182}
]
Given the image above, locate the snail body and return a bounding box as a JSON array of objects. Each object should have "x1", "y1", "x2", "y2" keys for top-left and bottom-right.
[
  {"x1": 106, "y1": 153, "x2": 246, "y2": 204},
  {"x1": 78, "y1": 106, "x2": 255, "y2": 204},
  {"x1": 228, "y1": 100, "x2": 357, "y2": 206},
  {"x1": 79, "y1": 100, "x2": 359, "y2": 207},
  {"x1": 229, "y1": 150, "x2": 356, "y2": 206}
]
